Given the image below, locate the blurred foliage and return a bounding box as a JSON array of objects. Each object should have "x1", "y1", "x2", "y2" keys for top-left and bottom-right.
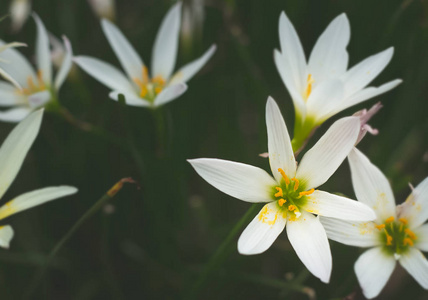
[{"x1": 0, "y1": 0, "x2": 427, "y2": 299}]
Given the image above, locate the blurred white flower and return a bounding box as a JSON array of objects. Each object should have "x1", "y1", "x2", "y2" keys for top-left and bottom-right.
[
  {"x1": 321, "y1": 148, "x2": 428, "y2": 298},
  {"x1": 88, "y1": 0, "x2": 116, "y2": 21},
  {"x1": 0, "y1": 14, "x2": 73, "y2": 122},
  {"x1": 75, "y1": 2, "x2": 216, "y2": 108},
  {"x1": 0, "y1": 41, "x2": 26, "y2": 85},
  {"x1": 0, "y1": 109, "x2": 77, "y2": 249},
  {"x1": 189, "y1": 97, "x2": 375, "y2": 283},
  {"x1": 274, "y1": 12, "x2": 402, "y2": 146},
  {"x1": 9, "y1": 0, "x2": 31, "y2": 33}
]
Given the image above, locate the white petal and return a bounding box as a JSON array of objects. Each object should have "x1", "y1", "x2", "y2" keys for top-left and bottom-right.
[
  {"x1": 0, "y1": 186, "x2": 77, "y2": 220},
  {"x1": 342, "y1": 47, "x2": 394, "y2": 97},
  {"x1": 238, "y1": 202, "x2": 286, "y2": 255},
  {"x1": 169, "y1": 44, "x2": 216, "y2": 85},
  {"x1": 308, "y1": 13, "x2": 350, "y2": 82},
  {"x1": 109, "y1": 91, "x2": 150, "y2": 107},
  {"x1": 101, "y1": 19, "x2": 144, "y2": 81},
  {"x1": 355, "y1": 247, "x2": 396, "y2": 299},
  {"x1": 74, "y1": 56, "x2": 136, "y2": 94},
  {"x1": 304, "y1": 190, "x2": 376, "y2": 221},
  {"x1": 0, "y1": 81, "x2": 26, "y2": 106},
  {"x1": 348, "y1": 147, "x2": 396, "y2": 222},
  {"x1": 151, "y1": 2, "x2": 182, "y2": 79},
  {"x1": 0, "y1": 225, "x2": 14, "y2": 249},
  {"x1": 287, "y1": 211, "x2": 332, "y2": 283},
  {"x1": 188, "y1": 158, "x2": 277, "y2": 203},
  {"x1": 331, "y1": 79, "x2": 402, "y2": 117},
  {"x1": 28, "y1": 90, "x2": 51, "y2": 108},
  {"x1": 399, "y1": 248, "x2": 428, "y2": 289},
  {"x1": 54, "y1": 36, "x2": 73, "y2": 90},
  {"x1": 33, "y1": 14, "x2": 52, "y2": 85},
  {"x1": 278, "y1": 12, "x2": 307, "y2": 93},
  {"x1": 414, "y1": 224, "x2": 428, "y2": 252},
  {"x1": 0, "y1": 107, "x2": 32, "y2": 123},
  {"x1": 305, "y1": 79, "x2": 344, "y2": 123},
  {"x1": 320, "y1": 217, "x2": 380, "y2": 247},
  {"x1": 153, "y1": 83, "x2": 187, "y2": 107},
  {"x1": 296, "y1": 116, "x2": 360, "y2": 189},
  {"x1": 0, "y1": 109, "x2": 42, "y2": 198},
  {"x1": 397, "y1": 177, "x2": 428, "y2": 228},
  {"x1": 273, "y1": 49, "x2": 306, "y2": 117},
  {"x1": 0, "y1": 40, "x2": 37, "y2": 87},
  {"x1": 266, "y1": 97, "x2": 296, "y2": 182}
]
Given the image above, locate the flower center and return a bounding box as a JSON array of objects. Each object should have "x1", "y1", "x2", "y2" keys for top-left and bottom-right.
[
  {"x1": 272, "y1": 168, "x2": 314, "y2": 220},
  {"x1": 17, "y1": 70, "x2": 46, "y2": 96},
  {"x1": 133, "y1": 66, "x2": 166, "y2": 102},
  {"x1": 376, "y1": 216, "x2": 417, "y2": 256},
  {"x1": 303, "y1": 74, "x2": 314, "y2": 101}
]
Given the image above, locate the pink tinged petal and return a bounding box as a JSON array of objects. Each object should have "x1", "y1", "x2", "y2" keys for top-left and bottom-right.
[
  {"x1": 397, "y1": 177, "x2": 428, "y2": 229},
  {"x1": 399, "y1": 248, "x2": 428, "y2": 289},
  {"x1": 187, "y1": 158, "x2": 277, "y2": 203},
  {"x1": 0, "y1": 40, "x2": 37, "y2": 87},
  {"x1": 265, "y1": 97, "x2": 296, "y2": 182},
  {"x1": 348, "y1": 147, "x2": 396, "y2": 222},
  {"x1": 153, "y1": 83, "x2": 187, "y2": 107},
  {"x1": 286, "y1": 211, "x2": 332, "y2": 283},
  {"x1": 33, "y1": 14, "x2": 52, "y2": 85},
  {"x1": 0, "y1": 81, "x2": 26, "y2": 106},
  {"x1": 238, "y1": 202, "x2": 286, "y2": 255},
  {"x1": 54, "y1": 36, "x2": 73, "y2": 90},
  {"x1": 151, "y1": 2, "x2": 182, "y2": 79},
  {"x1": 278, "y1": 12, "x2": 307, "y2": 93},
  {"x1": 74, "y1": 56, "x2": 136, "y2": 95},
  {"x1": 304, "y1": 190, "x2": 376, "y2": 221},
  {"x1": 308, "y1": 13, "x2": 350, "y2": 82},
  {"x1": 0, "y1": 109, "x2": 43, "y2": 199},
  {"x1": 101, "y1": 19, "x2": 144, "y2": 81},
  {"x1": 320, "y1": 217, "x2": 380, "y2": 247},
  {"x1": 0, "y1": 225, "x2": 14, "y2": 249},
  {"x1": 109, "y1": 91, "x2": 150, "y2": 107},
  {"x1": 414, "y1": 224, "x2": 428, "y2": 252},
  {"x1": 28, "y1": 90, "x2": 51, "y2": 108},
  {"x1": 296, "y1": 116, "x2": 360, "y2": 189},
  {"x1": 305, "y1": 79, "x2": 344, "y2": 124},
  {"x1": 0, "y1": 186, "x2": 77, "y2": 221},
  {"x1": 0, "y1": 107, "x2": 32, "y2": 123},
  {"x1": 342, "y1": 47, "x2": 394, "y2": 98},
  {"x1": 169, "y1": 44, "x2": 217, "y2": 85},
  {"x1": 355, "y1": 247, "x2": 396, "y2": 299}
]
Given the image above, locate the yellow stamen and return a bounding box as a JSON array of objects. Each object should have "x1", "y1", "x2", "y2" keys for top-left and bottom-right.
[
  {"x1": 288, "y1": 205, "x2": 297, "y2": 211},
  {"x1": 274, "y1": 187, "x2": 283, "y2": 198},
  {"x1": 142, "y1": 66, "x2": 149, "y2": 84},
  {"x1": 304, "y1": 74, "x2": 314, "y2": 100},
  {"x1": 154, "y1": 87, "x2": 163, "y2": 94},
  {"x1": 385, "y1": 216, "x2": 395, "y2": 223},
  {"x1": 403, "y1": 238, "x2": 414, "y2": 246},
  {"x1": 152, "y1": 75, "x2": 166, "y2": 85},
  {"x1": 405, "y1": 228, "x2": 417, "y2": 240},
  {"x1": 140, "y1": 86, "x2": 148, "y2": 98},
  {"x1": 375, "y1": 224, "x2": 385, "y2": 230},
  {"x1": 399, "y1": 218, "x2": 408, "y2": 224},
  {"x1": 278, "y1": 199, "x2": 286, "y2": 206},
  {"x1": 299, "y1": 188, "x2": 315, "y2": 197},
  {"x1": 385, "y1": 232, "x2": 393, "y2": 246},
  {"x1": 278, "y1": 168, "x2": 290, "y2": 185},
  {"x1": 291, "y1": 178, "x2": 299, "y2": 191}
]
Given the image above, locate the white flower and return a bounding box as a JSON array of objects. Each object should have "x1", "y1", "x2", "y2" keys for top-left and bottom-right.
[
  {"x1": 74, "y1": 2, "x2": 216, "y2": 108},
  {"x1": 9, "y1": 0, "x2": 31, "y2": 33},
  {"x1": 320, "y1": 148, "x2": 428, "y2": 298},
  {"x1": 0, "y1": 109, "x2": 77, "y2": 249},
  {"x1": 274, "y1": 12, "x2": 402, "y2": 138},
  {"x1": 188, "y1": 97, "x2": 376, "y2": 283},
  {"x1": 0, "y1": 14, "x2": 73, "y2": 123}
]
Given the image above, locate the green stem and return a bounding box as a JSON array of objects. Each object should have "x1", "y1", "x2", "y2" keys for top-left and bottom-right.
[
  {"x1": 151, "y1": 107, "x2": 167, "y2": 158},
  {"x1": 24, "y1": 178, "x2": 136, "y2": 299},
  {"x1": 292, "y1": 115, "x2": 318, "y2": 154},
  {"x1": 185, "y1": 204, "x2": 260, "y2": 299}
]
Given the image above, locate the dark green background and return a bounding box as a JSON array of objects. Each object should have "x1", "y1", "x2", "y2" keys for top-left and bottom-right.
[{"x1": 0, "y1": 0, "x2": 427, "y2": 299}]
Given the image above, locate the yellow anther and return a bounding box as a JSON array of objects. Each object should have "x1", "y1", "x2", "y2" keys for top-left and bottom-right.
[
  {"x1": 385, "y1": 216, "x2": 395, "y2": 223},
  {"x1": 142, "y1": 66, "x2": 149, "y2": 84},
  {"x1": 386, "y1": 234, "x2": 393, "y2": 246},
  {"x1": 375, "y1": 224, "x2": 386, "y2": 230},
  {"x1": 154, "y1": 87, "x2": 163, "y2": 94},
  {"x1": 152, "y1": 75, "x2": 166, "y2": 85},
  {"x1": 291, "y1": 178, "x2": 299, "y2": 191},
  {"x1": 133, "y1": 67, "x2": 165, "y2": 99},
  {"x1": 405, "y1": 228, "x2": 417, "y2": 240},
  {"x1": 274, "y1": 187, "x2": 283, "y2": 197},
  {"x1": 399, "y1": 218, "x2": 408, "y2": 224},
  {"x1": 278, "y1": 199, "x2": 286, "y2": 206},
  {"x1": 299, "y1": 188, "x2": 315, "y2": 197},
  {"x1": 304, "y1": 74, "x2": 314, "y2": 100},
  {"x1": 140, "y1": 86, "x2": 148, "y2": 98},
  {"x1": 288, "y1": 205, "x2": 297, "y2": 211},
  {"x1": 278, "y1": 168, "x2": 290, "y2": 185},
  {"x1": 403, "y1": 238, "x2": 414, "y2": 246}
]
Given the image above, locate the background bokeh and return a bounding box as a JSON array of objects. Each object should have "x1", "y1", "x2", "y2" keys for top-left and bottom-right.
[{"x1": 0, "y1": 0, "x2": 428, "y2": 299}]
